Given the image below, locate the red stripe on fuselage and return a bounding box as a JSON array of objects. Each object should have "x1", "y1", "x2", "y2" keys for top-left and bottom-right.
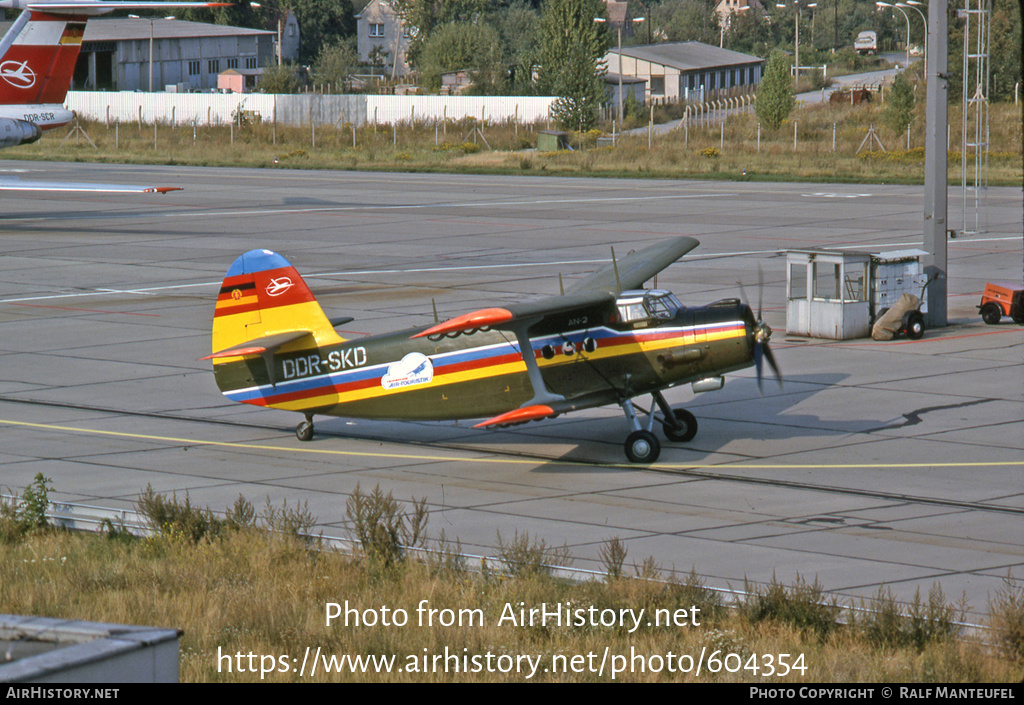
[{"x1": 237, "y1": 321, "x2": 747, "y2": 406}]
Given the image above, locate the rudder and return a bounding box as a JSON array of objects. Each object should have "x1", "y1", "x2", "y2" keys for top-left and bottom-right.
[
  {"x1": 0, "y1": 11, "x2": 86, "y2": 107},
  {"x1": 212, "y1": 249, "x2": 344, "y2": 355}
]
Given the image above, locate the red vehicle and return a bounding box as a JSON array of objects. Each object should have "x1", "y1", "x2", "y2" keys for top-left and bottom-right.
[{"x1": 979, "y1": 282, "x2": 1024, "y2": 325}]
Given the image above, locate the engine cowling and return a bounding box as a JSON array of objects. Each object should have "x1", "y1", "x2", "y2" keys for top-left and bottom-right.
[{"x1": 0, "y1": 118, "x2": 42, "y2": 149}]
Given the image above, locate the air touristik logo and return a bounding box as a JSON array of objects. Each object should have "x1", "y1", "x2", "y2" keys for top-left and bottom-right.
[
  {"x1": 265, "y1": 277, "x2": 294, "y2": 297},
  {"x1": 381, "y1": 353, "x2": 433, "y2": 390},
  {"x1": 0, "y1": 60, "x2": 36, "y2": 89}
]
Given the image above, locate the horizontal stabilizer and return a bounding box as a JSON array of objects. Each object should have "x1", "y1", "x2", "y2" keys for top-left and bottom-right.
[
  {"x1": 202, "y1": 330, "x2": 311, "y2": 361},
  {"x1": 473, "y1": 404, "x2": 556, "y2": 428},
  {"x1": 412, "y1": 307, "x2": 513, "y2": 339}
]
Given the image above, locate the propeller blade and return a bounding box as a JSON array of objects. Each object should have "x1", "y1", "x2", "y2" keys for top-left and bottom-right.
[
  {"x1": 757, "y1": 263, "x2": 764, "y2": 321},
  {"x1": 763, "y1": 342, "x2": 782, "y2": 389},
  {"x1": 737, "y1": 279, "x2": 750, "y2": 309},
  {"x1": 754, "y1": 342, "x2": 764, "y2": 391}
]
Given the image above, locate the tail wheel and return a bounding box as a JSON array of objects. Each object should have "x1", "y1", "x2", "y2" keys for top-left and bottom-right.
[
  {"x1": 625, "y1": 430, "x2": 661, "y2": 464},
  {"x1": 662, "y1": 408, "x2": 698, "y2": 443},
  {"x1": 296, "y1": 419, "x2": 314, "y2": 442},
  {"x1": 981, "y1": 302, "x2": 1002, "y2": 325}
]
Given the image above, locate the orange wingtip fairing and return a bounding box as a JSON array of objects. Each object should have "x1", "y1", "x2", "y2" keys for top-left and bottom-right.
[
  {"x1": 412, "y1": 308, "x2": 513, "y2": 339},
  {"x1": 200, "y1": 345, "x2": 266, "y2": 361},
  {"x1": 473, "y1": 405, "x2": 556, "y2": 428},
  {"x1": 144, "y1": 187, "x2": 183, "y2": 193}
]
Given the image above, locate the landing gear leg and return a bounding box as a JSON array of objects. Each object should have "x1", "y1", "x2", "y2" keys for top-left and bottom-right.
[
  {"x1": 653, "y1": 391, "x2": 698, "y2": 443},
  {"x1": 296, "y1": 414, "x2": 314, "y2": 442},
  {"x1": 620, "y1": 397, "x2": 661, "y2": 464}
]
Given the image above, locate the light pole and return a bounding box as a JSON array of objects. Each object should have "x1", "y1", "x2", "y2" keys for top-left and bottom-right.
[
  {"x1": 877, "y1": 1, "x2": 911, "y2": 68},
  {"x1": 130, "y1": 14, "x2": 175, "y2": 91},
  {"x1": 776, "y1": 2, "x2": 816, "y2": 88},
  {"x1": 595, "y1": 15, "x2": 645, "y2": 126},
  {"x1": 899, "y1": 0, "x2": 928, "y2": 70},
  {"x1": 252, "y1": 1, "x2": 283, "y2": 67}
]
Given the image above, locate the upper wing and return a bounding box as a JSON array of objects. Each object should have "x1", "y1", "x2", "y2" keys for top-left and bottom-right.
[
  {"x1": 0, "y1": 177, "x2": 181, "y2": 193},
  {"x1": 567, "y1": 236, "x2": 700, "y2": 295},
  {"x1": 414, "y1": 236, "x2": 700, "y2": 340},
  {"x1": 410, "y1": 237, "x2": 700, "y2": 424}
]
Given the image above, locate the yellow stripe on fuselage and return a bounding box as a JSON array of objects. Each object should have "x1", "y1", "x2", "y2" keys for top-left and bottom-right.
[{"x1": 236, "y1": 322, "x2": 747, "y2": 413}]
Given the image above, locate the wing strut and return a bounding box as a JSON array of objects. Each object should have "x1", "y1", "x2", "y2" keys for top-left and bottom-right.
[{"x1": 508, "y1": 317, "x2": 564, "y2": 408}]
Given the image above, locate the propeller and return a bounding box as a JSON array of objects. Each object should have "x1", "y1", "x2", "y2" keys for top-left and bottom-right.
[{"x1": 738, "y1": 266, "x2": 782, "y2": 392}]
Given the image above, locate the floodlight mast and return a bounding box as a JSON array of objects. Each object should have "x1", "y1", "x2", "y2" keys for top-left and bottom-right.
[{"x1": 923, "y1": 0, "x2": 948, "y2": 327}]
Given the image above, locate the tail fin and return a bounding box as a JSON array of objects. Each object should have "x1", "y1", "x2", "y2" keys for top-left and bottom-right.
[
  {"x1": 0, "y1": 10, "x2": 86, "y2": 106},
  {"x1": 211, "y1": 249, "x2": 345, "y2": 357}
]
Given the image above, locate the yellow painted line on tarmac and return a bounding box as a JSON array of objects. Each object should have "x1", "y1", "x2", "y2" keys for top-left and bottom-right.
[
  {"x1": 0, "y1": 418, "x2": 537, "y2": 467},
  {"x1": 2, "y1": 417, "x2": 1023, "y2": 472}
]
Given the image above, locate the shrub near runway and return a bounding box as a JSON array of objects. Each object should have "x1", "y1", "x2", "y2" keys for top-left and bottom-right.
[{"x1": 1, "y1": 480, "x2": 1023, "y2": 681}]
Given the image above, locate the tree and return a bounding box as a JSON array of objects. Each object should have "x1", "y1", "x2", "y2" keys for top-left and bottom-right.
[
  {"x1": 259, "y1": 63, "x2": 306, "y2": 93},
  {"x1": 536, "y1": 0, "x2": 608, "y2": 130},
  {"x1": 488, "y1": 0, "x2": 541, "y2": 95},
  {"x1": 755, "y1": 50, "x2": 794, "y2": 131},
  {"x1": 416, "y1": 22, "x2": 504, "y2": 93},
  {"x1": 287, "y1": 0, "x2": 357, "y2": 64},
  {"x1": 392, "y1": 0, "x2": 494, "y2": 64},
  {"x1": 311, "y1": 37, "x2": 360, "y2": 91},
  {"x1": 651, "y1": 0, "x2": 719, "y2": 45},
  {"x1": 884, "y1": 71, "x2": 915, "y2": 136},
  {"x1": 726, "y1": 6, "x2": 774, "y2": 56},
  {"x1": 948, "y1": 0, "x2": 1022, "y2": 103}
]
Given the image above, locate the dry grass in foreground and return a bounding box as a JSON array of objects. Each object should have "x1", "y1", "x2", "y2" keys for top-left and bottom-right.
[
  {"x1": 2, "y1": 479, "x2": 1023, "y2": 682},
  {"x1": 4, "y1": 100, "x2": 1020, "y2": 186}
]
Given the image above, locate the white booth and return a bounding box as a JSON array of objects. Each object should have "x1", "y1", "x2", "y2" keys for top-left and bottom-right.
[{"x1": 786, "y1": 249, "x2": 928, "y2": 340}]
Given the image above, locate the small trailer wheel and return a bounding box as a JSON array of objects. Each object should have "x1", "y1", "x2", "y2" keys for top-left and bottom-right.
[
  {"x1": 904, "y1": 311, "x2": 925, "y2": 340},
  {"x1": 980, "y1": 302, "x2": 1002, "y2": 325}
]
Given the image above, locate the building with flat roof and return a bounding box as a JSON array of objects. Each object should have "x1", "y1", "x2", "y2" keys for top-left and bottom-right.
[
  {"x1": 605, "y1": 41, "x2": 764, "y2": 102},
  {"x1": 0, "y1": 16, "x2": 278, "y2": 92}
]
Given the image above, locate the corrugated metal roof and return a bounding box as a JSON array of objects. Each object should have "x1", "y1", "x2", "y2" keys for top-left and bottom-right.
[
  {"x1": 82, "y1": 17, "x2": 273, "y2": 41},
  {"x1": 0, "y1": 17, "x2": 273, "y2": 42},
  {"x1": 611, "y1": 42, "x2": 763, "y2": 71}
]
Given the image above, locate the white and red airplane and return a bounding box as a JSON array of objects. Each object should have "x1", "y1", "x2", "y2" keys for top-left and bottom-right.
[{"x1": 0, "y1": 0, "x2": 226, "y2": 192}]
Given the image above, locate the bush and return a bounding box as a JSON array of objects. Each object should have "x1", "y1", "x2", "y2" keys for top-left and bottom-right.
[
  {"x1": 19, "y1": 473, "x2": 52, "y2": 531},
  {"x1": 344, "y1": 483, "x2": 428, "y2": 567},
  {"x1": 135, "y1": 487, "x2": 259, "y2": 543},
  {"x1": 740, "y1": 573, "x2": 840, "y2": 637},
  {"x1": 136, "y1": 485, "x2": 227, "y2": 543},
  {"x1": 599, "y1": 536, "x2": 627, "y2": 581},
  {"x1": 988, "y1": 573, "x2": 1024, "y2": 660},
  {"x1": 496, "y1": 529, "x2": 570, "y2": 577},
  {"x1": 854, "y1": 584, "x2": 964, "y2": 649},
  {"x1": 1, "y1": 473, "x2": 53, "y2": 542}
]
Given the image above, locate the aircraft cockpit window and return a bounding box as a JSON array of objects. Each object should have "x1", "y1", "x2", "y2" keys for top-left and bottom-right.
[
  {"x1": 615, "y1": 290, "x2": 681, "y2": 323},
  {"x1": 618, "y1": 303, "x2": 648, "y2": 322},
  {"x1": 644, "y1": 292, "x2": 682, "y2": 319}
]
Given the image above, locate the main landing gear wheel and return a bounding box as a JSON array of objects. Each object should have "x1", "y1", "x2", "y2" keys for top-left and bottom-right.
[
  {"x1": 296, "y1": 417, "x2": 314, "y2": 442},
  {"x1": 625, "y1": 430, "x2": 661, "y2": 464},
  {"x1": 662, "y1": 408, "x2": 698, "y2": 443}
]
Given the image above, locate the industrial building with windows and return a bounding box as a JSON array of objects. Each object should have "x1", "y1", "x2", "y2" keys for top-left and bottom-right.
[
  {"x1": 605, "y1": 41, "x2": 765, "y2": 103},
  {"x1": 0, "y1": 15, "x2": 277, "y2": 92}
]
